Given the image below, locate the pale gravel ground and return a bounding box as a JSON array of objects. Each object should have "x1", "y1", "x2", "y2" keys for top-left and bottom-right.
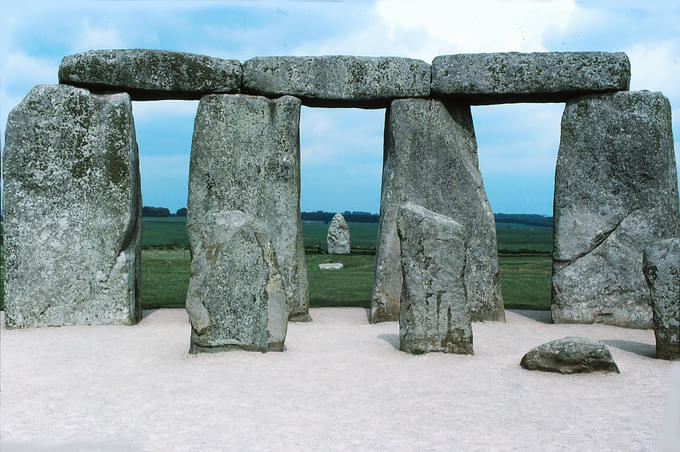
[{"x1": 1, "y1": 308, "x2": 678, "y2": 452}]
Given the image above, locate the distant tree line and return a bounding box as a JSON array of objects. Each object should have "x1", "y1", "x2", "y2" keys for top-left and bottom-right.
[
  {"x1": 494, "y1": 213, "x2": 552, "y2": 228},
  {"x1": 142, "y1": 206, "x2": 187, "y2": 217},
  {"x1": 301, "y1": 210, "x2": 380, "y2": 223}
]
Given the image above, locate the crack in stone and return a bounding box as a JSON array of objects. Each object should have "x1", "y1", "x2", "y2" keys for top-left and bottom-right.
[{"x1": 555, "y1": 208, "x2": 641, "y2": 266}]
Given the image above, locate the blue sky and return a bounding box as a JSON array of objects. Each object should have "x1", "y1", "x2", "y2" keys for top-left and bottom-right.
[{"x1": 2, "y1": 1, "x2": 679, "y2": 215}]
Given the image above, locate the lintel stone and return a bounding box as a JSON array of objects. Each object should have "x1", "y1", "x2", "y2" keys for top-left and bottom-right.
[
  {"x1": 431, "y1": 52, "x2": 630, "y2": 104},
  {"x1": 242, "y1": 56, "x2": 430, "y2": 108},
  {"x1": 59, "y1": 49, "x2": 242, "y2": 100}
]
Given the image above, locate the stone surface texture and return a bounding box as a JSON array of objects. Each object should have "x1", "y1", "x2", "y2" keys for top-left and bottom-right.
[
  {"x1": 188, "y1": 94, "x2": 310, "y2": 322},
  {"x1": 59, "y1": 49, "x2": 242, "y2": 100},
  {"x1": 552, "y1": 91, "x2": 679, "y2": 329},
  {"x1": 398, "y1": 203, "x2": 473, "y2": 355},
  {"x1": 242, "y1": 56, "x2": 430, "y2": 108},
  {"x1": 3, "y1": 84, "x2": 141, "y2": 328},
  {"x1": 643, "y1": 239, "x2": 680, "y2": 360},
  {"x1": 431, "y1": 52, "x2": 630, "y2": 104},
  {"x1": 327, "y1": 213, "x2": 350, "y2": 254},
  {"x1": 371, "y1": 98, "x2": 504, "y2": 323},
  {"x1": 520, "y1": 337, "x2": 620, "y2": 374},
  {"x1": 186, "y1": 210, "x2": 288, "y2": 353}
]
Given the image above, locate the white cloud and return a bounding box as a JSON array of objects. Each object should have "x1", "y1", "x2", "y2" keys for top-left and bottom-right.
[
  {"x1": 131, "y1": 100, "x2": 200, "y2": 123},
  {"x1": 70, "y1": 19, "x2": 126, "y2": 53},
  {"x1": 628, "y1": 41, "x2": 680, "y2": 99}
]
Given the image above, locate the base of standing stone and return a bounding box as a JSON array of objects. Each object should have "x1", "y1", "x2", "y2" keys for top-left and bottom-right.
[{"x1": 288, "y1": 313, "x2": 313, "y2": 322}]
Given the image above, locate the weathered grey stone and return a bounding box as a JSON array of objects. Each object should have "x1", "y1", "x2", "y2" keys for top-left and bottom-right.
[
  {"x1": 552, "y1": 91, "x2": 679, "y2": 329},
  {"x1": 3, "y1": 84, "x2": 141, "y2": 328},
  {"x1": 59, "y1": 49, "x2": 242, "y2": 100},
  {"x1": 319, "y1": 263, "x2": 344, "y2": 271},
  {"x1": 188, "y1": 93, "x2": 310, "y2": 322},
  {"x1": 398, "y1": 203, "x2": 472, "y2": 355},
  {"x1": 371, "y1": 98, "x2": 504, "y2": 323},
  {"x1": 242, "y1": 56, "x2": 430, "y2": 108},
  {"x1": 520, "y1": 337, "x2": 620, "y2": 374},
  {"x1": 186, "y1": 210, "x2": 288, "y2": 353},
  {"x1": 431, "y1": 52, "x2": 630, "y2": 104},
  {"x1": 327, "y1": 213, "x2": 350, "y2": 254},
  {"x1": 643, "y1": 239, "x2": 680, "y2": 360}
]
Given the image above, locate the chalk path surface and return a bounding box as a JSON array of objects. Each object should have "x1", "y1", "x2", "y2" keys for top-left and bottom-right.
[{"x1": 1, "y1": 308, "x2": 676, "y2": 451}]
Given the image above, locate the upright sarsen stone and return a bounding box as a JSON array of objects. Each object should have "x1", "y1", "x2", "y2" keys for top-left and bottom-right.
[
  {"x1": 398, "y1": 203, "x2": 473, "y2": 355},
  {"x1": 327, "y1": 213, "x2": 350, "y2": 254},
  {"x1": 188, "y1": 94, "x2": 309, "y2": 322},
  {"x1": 371, "y1": 98, "x2": 504, "y2": 323},
  {"x1": 552, "y1": 91, "x2": 679, "y2": 328},
  {"x1": 643, "y1": 239, "x2": 680, "y2": 360},
  {"x1": 186, "y1": 211, "x2": 288, "y2": 353},
  {"x1": 3, "y1": 84, "x2": 141, "y2": 328}
]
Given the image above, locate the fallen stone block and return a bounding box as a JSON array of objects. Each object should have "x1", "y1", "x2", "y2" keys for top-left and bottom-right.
[
  {"x1": 398, "y1": 203, "x2": 473, "y2": 355},
  {"x1": 371, "y1": 98, "x2": 503, "y2": 323},
  {"x1": 327, "y1": 213, "x2": 350, "y2": 254},
  {"x1": 59, "y1": 49, "x2": 242, "y2": 100},
  {"x1": 520, "y1": 337, "x2": 620, "y2": 374},
  {"x1": 431, "y1": 52, "x2": 630, "y2": 104},
  {"x1": 552, "y1": 91, "x2": 679, "y2": 328},
  {"x1": 643, "y1": 239, "x2": 680, "y2": 360},
  {"x1": 186, "y1": 210, "x2": 288, "y2": 353},
  {"x1": 3, "y1": 84, "x2": 141, "y2": 328},
  {"x1": 242, "y1": 56, "x2": 430, "y2": 108},
  {"x1": 319, "y1": 263, "x2": 344, "y2": 271},
  {"x1": 188, "y1": 93, "x2": 310, "y2": 322}
]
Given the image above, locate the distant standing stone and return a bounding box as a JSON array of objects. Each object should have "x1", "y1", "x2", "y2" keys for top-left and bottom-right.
[
  {"x1": 3, "y1": 84, "x2": 142, "y2": 328},
  {"x1": 520, "y1": 337, "x2": 620, "y2": 374},
  {"x1": 187, "y1": 211, "x2": 288, "y2": 353},
  {"x1": 59, "y1": 49, "x2": 242, "y2": 100},
  {"x1": 371, "y1": 98, "x2": 503, "y2": 323},
  {"x1": 319, "y1": 263, "x2": 344, "y2": 271},
  {"x1": 188, "y1": 93, "x2": 310, "y2": 322},
  {"x1": 552, "y1": 91, "x2": 679, "y2": 328},
  {"x1": 431, "y1": 52, "x2": 630, "y2": 104},
  {"x1": 327, "y1": 213, "x2": 350, "y2": 254},
  {"x1": 643, "y1": 239, "x2": 680, "y2": 360},
  {"x1": 398, "y1": 203, "x2": 473, "y2": 355}
]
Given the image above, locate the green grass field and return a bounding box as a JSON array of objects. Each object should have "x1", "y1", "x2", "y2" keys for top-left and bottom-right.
[{"x1": 0, "y1": 218, "x2": 553, "y2": 312}]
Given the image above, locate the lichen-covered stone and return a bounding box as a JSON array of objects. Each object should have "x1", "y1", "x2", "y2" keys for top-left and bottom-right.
[
  {"x1": 327, "y1": 213, "x2": 350, "y2": 254},
  {"x1": 643, "y1": 239, "x2": 680, "y2": 360},
  {"x1": 520, "y1": 337, "x2": 620, "y2": 374},
  {"x1": 398, "y1": 203, "x2": 472, "y2": 355},
  {"x1": 186, "y1": 210, "x2": 288, "y2": 353},
  {"x1": 3, "y1": 84, "x2": 141, "y2": 328},
  {"x1": 552, "y1": 91, "x2": 679, "y2": 329},
  {"x1": 371, "y1": 98, "x2": 503, "y2": 323},
  {"x1": 188, "y1": 94, "x2": 310, "y2": 322},
  {"x1": 59, "y1": 49, "x2": 242, "y2": 100},
  {"x1": 242, "y1": 56, "x2": 430, "y2": 108},
  {"x1": 431, "y1": 52, "x2": 630, "y2": 104}
]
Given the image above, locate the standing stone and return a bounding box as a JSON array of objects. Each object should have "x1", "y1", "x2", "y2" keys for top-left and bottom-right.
[
  {"x1": 188, "y1": 94, "x2": 310, "y2": 322},
  {"x1": 242, "y1": 56, "x2": 430, "y2": 108},
  {"x1": 3, "y1": 84, "x2": 141, "y2": 328},
  {"x1": 643, "y1": 239, "x2": 680, "y2": 360},
  {"x1": 552, "y1": 91, "x2": 679, "y2": 328},
  {"x1": 431, "y1": 52, "x2": 630, "y2": 104},
  {"x1": 186, "y1": 210, "x2": 288, "y2": 353},
  {"x1": 398, "y1": 203, "x2": 473, "y2": 355},
  {"x1": 59, "y1": 49, "x2": 242, "y2": 100},
  {"x1": 327, "y1": 213, "x2": 350, "y2": 254},
  {"x1": 371, "y1": 98, "x2": 504, "y2": 323}
]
